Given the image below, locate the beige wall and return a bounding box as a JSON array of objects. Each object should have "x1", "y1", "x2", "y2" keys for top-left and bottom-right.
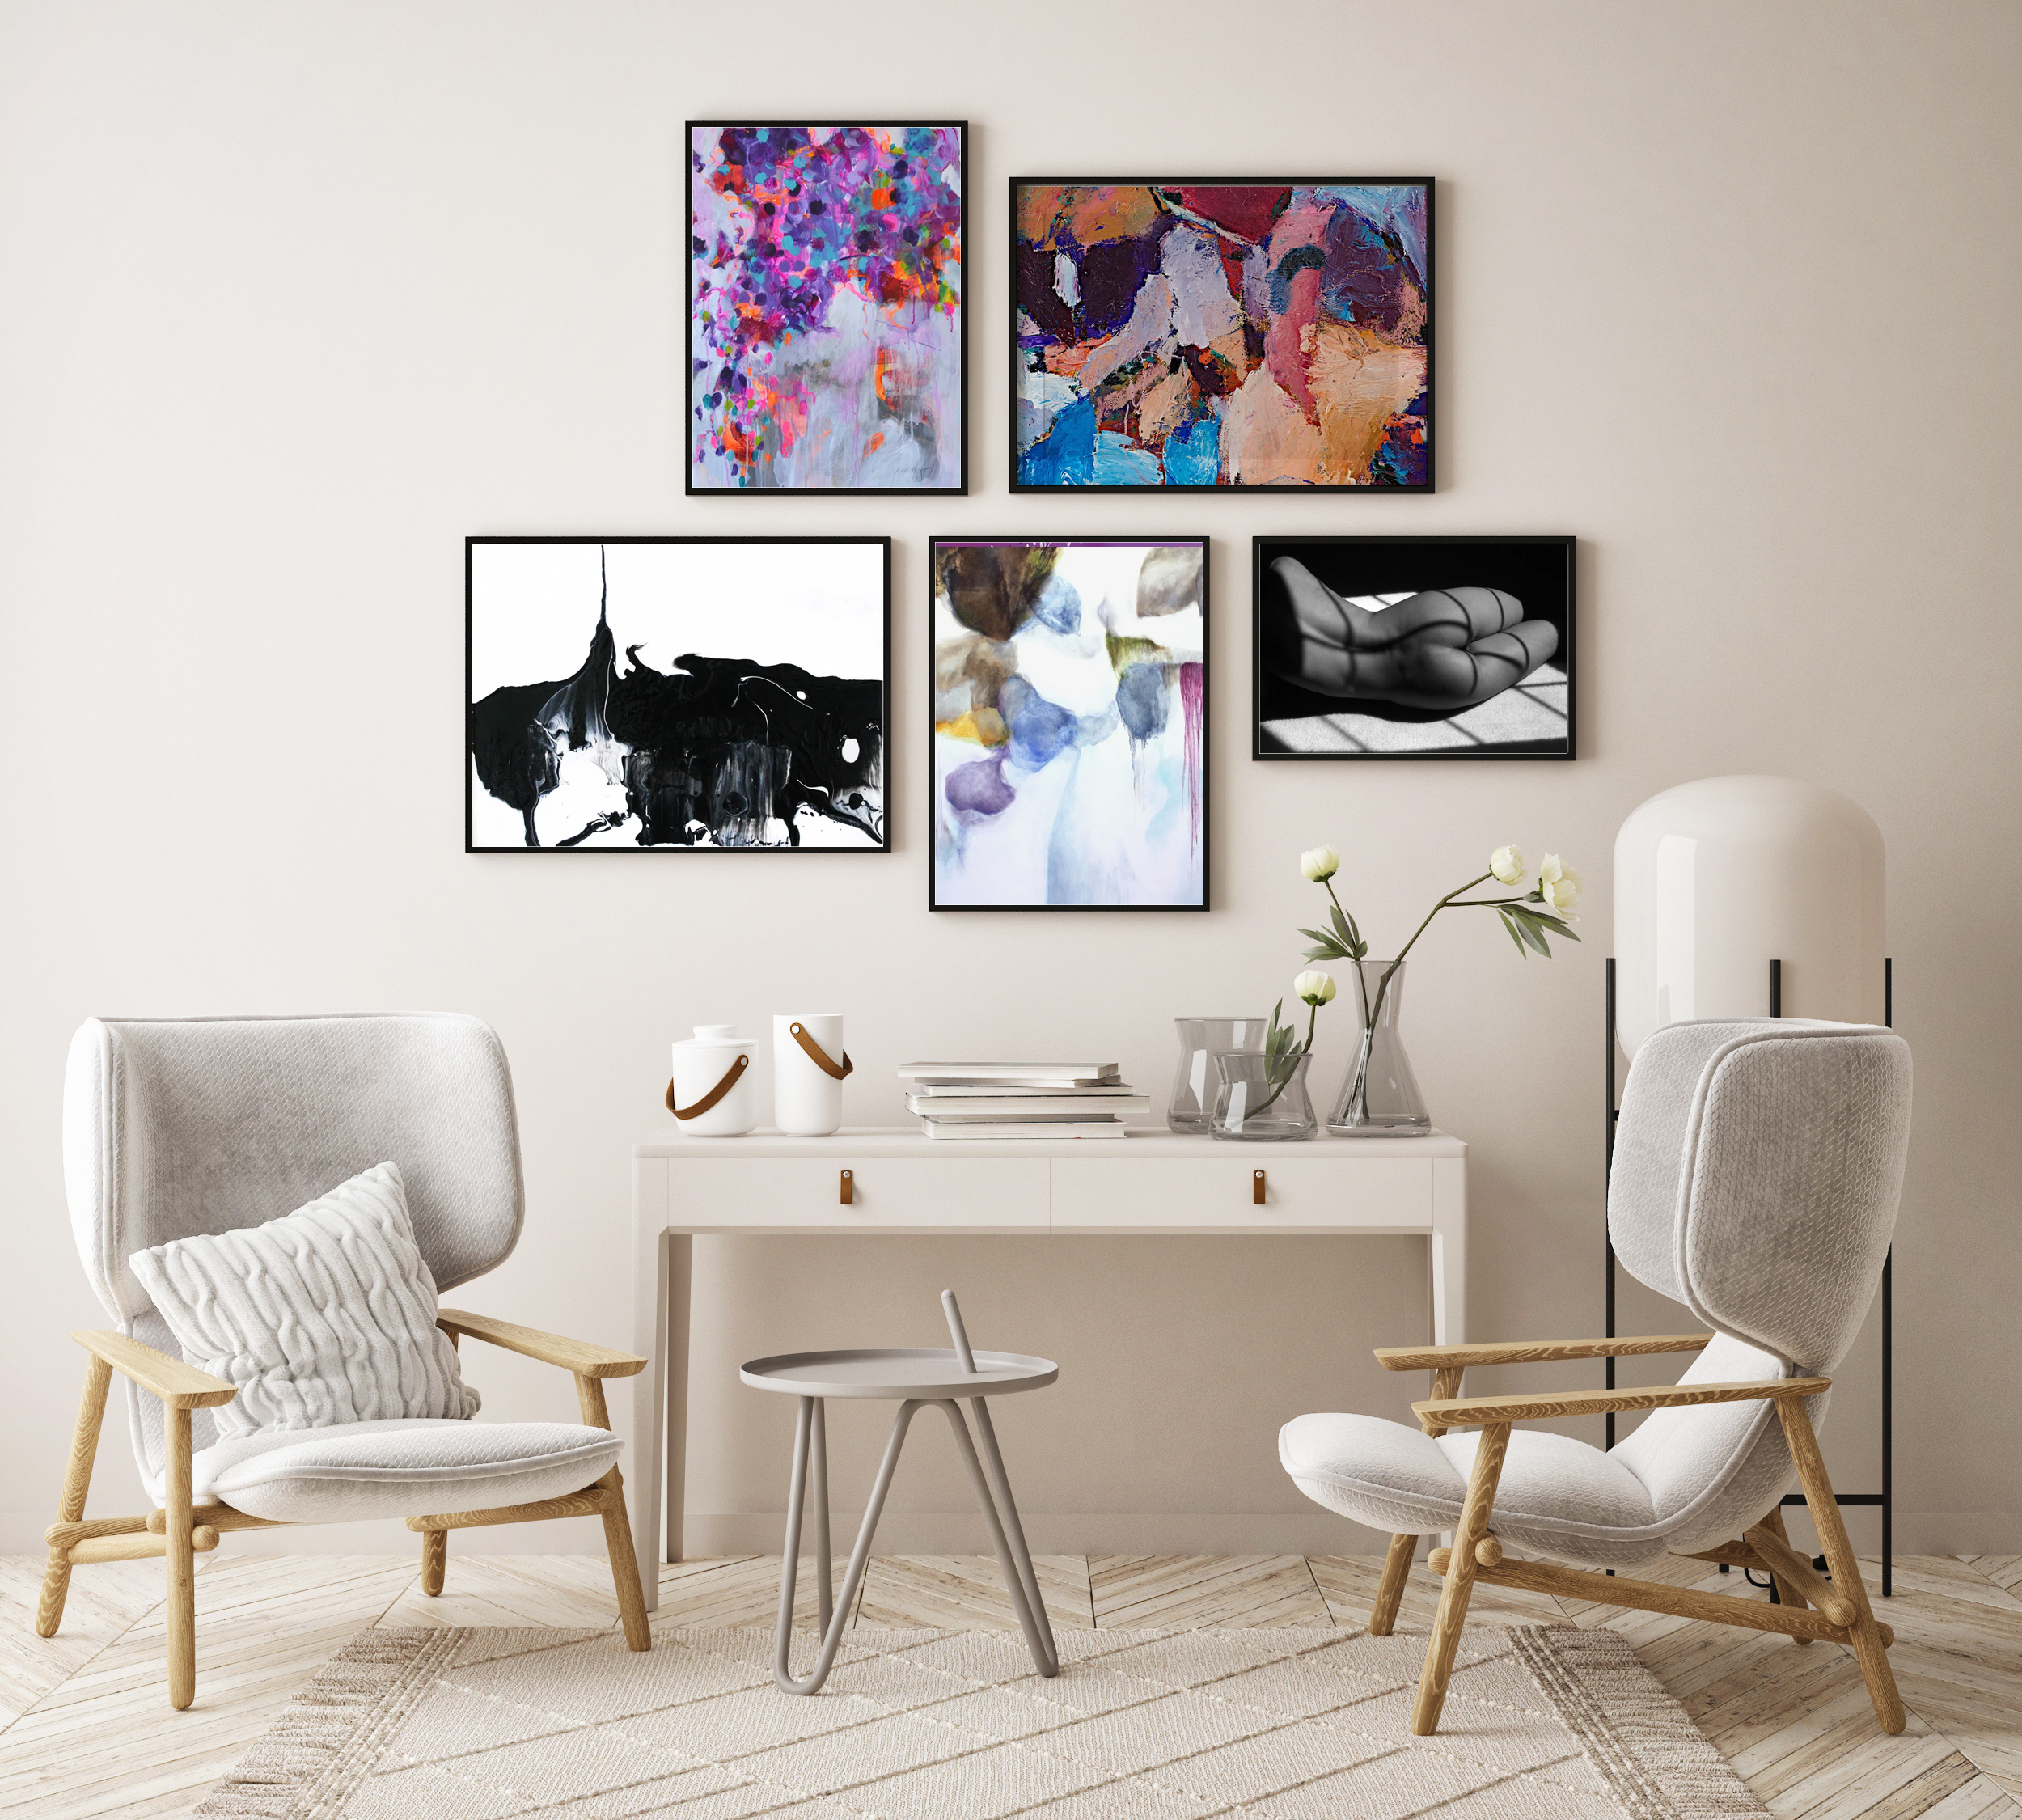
[{"x1": 2, "y1": 0, "x2": 2016, "y2": 1562}]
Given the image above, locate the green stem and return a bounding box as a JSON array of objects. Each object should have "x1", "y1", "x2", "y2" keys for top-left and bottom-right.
[
  {"x1": 1352, "y1": 872, "x2": 1496, "y2": 1100},
  {"x1": 1249, "y1": 1000, "x2": 1319, "y2": 1120}
]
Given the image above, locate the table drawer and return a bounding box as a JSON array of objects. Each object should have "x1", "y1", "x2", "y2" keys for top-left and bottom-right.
[
  {"x1": 1048, "y1": 1153, "x2": 1434, "y2": 1230},
  {"x1": 666, "y1": 1155, "x2": 1051, "y2": 1231}
]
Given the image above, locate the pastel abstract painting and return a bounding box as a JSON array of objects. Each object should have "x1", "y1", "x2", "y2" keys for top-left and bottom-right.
[
  {"x1": 467, "y1": 538, "x2": 889, "y2": 849},
  {"x1": 932, "y1": 538, "x2": 1207, "y2": 908},
  {"x1": 1253, "y1": 535, "x2": 1574, "y2": 759},
  {"x1": 1013, "y1": 180, "x2": 1431, "y2": 491},
  {"x1": 690, "y1": 121, "x2": 965, "y2": 492}
]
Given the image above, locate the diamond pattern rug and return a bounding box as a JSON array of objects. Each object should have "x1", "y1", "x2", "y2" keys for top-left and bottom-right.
[{"x1": 194, "y1": 1623, "x2": 1766, "y2": 1820}]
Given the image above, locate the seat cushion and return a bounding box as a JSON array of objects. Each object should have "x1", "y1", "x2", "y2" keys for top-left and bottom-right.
[
  {"x1": 129, "y1": 1161, "x2": 479, "y2": 1439},
  {"x1": 1280, "y1": 1413, "x2": 1669, "y2": 1572},
  {"x1": 149, "y1": 1417, "x2": 620, "y2": 1525}
]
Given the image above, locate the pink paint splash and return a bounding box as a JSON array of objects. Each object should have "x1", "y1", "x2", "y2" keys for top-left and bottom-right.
[{"x1": 1179, "y1": 661, "x2": 1204, "y2": 850}]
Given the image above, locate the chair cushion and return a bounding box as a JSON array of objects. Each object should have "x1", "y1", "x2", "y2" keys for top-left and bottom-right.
[
  {"x1": 1280, "y1": 1413, "x2": 1669, "y2": 1572},
  {"x1": 129, "y1": 1161, "x2": 479, "y2": 1439},
  {"x1": 150, "y1": 1417, "x2": 622, "y2": 1524}
]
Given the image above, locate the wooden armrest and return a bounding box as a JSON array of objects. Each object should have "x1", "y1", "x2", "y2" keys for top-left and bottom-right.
[
  {"x1": 437, "y1": 1309, "x2": 645, "y2": 1379},
  {"x1": 74, "y1": 1330, "x2": 237, "y2": 1409},
  {"x1": 1377, "y1": 1333, "x2": 1713, "y2": 1372},
  {"x1": 1412, "y1": 1376, "x2": 1829, "y2": 1428}
]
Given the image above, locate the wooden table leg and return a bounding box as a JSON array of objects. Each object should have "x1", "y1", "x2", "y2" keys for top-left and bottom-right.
[{"x1": 664, "y1": 1234, "x2": 693, "y2": 1567}]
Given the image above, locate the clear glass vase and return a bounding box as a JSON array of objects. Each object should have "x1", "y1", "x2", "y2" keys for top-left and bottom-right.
[
  {"x1": 1327, "y1": 959, "x2": 1432, "y2": 1137},
  {"x1": 1208, "y1": 1051, "x2": 1318, "y2": 1141},
  {"x1": 1168, "y1": 1016, "x2": 1267, "y2": 1133}
]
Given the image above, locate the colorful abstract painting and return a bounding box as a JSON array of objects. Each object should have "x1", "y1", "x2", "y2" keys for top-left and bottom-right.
[
  {"x1": 689, "y1": 121, "x2": 965, "y2": 493},
  {"x1": 932, "y1": 538, "x2": 1207, "y2": 908},
  {"x1": 1253, "y1": 536, "x2": 1574, "y2": 759},
  {"x1": 467, "y1": 538, "x2": 889, "y2": 849},
  {"x1": 1012, "y1": 180, "x2": 1432, "y2": 491}
]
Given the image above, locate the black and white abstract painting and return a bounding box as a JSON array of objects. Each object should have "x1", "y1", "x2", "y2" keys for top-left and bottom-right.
[
  {"x1": 467, "y1": 537, "x2": 890, "y2": 849},
  {"x1": 1253, "y1": 535, "x2": 1575, "y2": 759}
]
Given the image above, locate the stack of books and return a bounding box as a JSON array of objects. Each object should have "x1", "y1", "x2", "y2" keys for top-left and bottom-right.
[{"x1": 899, "y1": 1062, "x2": 1148, "y2": 1140}]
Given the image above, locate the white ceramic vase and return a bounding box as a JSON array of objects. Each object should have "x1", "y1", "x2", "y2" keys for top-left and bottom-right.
[
  {"x1": 773, "y1": 1013, "x2": 847, "y2": 1136},
  {"x1": 668, "y1": 1025, "x2": 759, "y2": 1136}
]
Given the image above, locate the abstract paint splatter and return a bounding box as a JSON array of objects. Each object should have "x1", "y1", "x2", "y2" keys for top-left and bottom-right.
[
  {"x1": 1013, "y1": 182, "x2": 1430, "y2": 490},
  {"x1": 932, "y1": 539, "x2": 1206, "y2": 907},
  {"x1": 690, "y1": 122, "x2": 964, "y2": 491},
  {"x1": 467, "y1": 540, "x2": 888, "y2": 849}
]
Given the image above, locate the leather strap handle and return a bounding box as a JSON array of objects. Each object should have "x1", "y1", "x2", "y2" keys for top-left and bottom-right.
[
  {"x1": 666, "y1": 1052, "x2": 749, "y2": 1120},
  {"x1": 789, "y1": 1022, "x2": 854, "y2": 1081}
]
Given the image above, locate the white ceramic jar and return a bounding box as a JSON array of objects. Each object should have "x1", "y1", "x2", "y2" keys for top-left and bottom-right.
[
  {"x1": 773, "y1": 1012, "x2": 848, "y2": 1136},
  {"x1": 668, "y1": 1025, "x2": 759, "y2": 1136}
]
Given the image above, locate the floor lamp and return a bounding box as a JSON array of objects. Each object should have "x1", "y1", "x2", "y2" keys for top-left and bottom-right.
[{"x1": 1608, "y1": 774, "x2": 1893, "y2": 1595}]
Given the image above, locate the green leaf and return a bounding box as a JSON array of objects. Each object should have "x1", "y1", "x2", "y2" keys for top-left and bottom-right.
[
  {"x1": 1510, "y1": 911, "x2": 1552, "y2": 957},
  {"x1": 1496, "y1": 908, "x2": 1529, "y2": 958},
  {"x1": 1297, "y1": 926, "x2": 1353, "y2": 960}
]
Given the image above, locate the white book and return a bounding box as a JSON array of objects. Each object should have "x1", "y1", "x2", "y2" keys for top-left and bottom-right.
[
  {"x1": 907, "y1": 1093, "x2": 1148, "y2": 1116},
  {"x1": 898, "y1": 1061, "x2": 1121, "y2": 1085},
  {"x1": 920, "y1": 1120, "x2": 1129, "y2": 1141},
  {"x1": 906, "y1": 1083, "x2": 1140, "y2": 1099}
]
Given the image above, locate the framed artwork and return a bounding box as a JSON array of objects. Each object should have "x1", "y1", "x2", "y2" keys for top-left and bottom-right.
[
  {"x1": 688, "y1": 121, "x2": 967, "y2": 493},
  {"x1": 1010, "y1": 179, "x2": 1432, "y2": 492},
  {"x1": 467, "y1": 537, "x2": 890, "y2": 849},
  {"x1": 1253, "y1": 535, "x2": 1576, "y2": 759},
  {"x1": 931, "y1": 537, "x2": 1208, "y2": 910}
]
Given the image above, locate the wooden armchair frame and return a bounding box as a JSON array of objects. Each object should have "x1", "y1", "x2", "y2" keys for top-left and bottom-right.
[
  {"x1": 1367, "y1": 1334, "x2": 1904, "y2": 1738},
  {"x1": 37, "y1": 1308, "x2": 651, "y2": 1709}
]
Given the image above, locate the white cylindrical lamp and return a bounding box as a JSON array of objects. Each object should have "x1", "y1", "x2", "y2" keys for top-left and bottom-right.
[{"x1": 1613, "y1": 775, "x2": 1885, "y2": 1058}]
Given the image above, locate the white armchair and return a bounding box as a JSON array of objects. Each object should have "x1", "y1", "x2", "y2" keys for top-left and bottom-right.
[
  {"x1": 39, "y1": 1013, "x2": 651, "y2": 1709},
  {"x1": 1280, "y1": 1018, "x2": 1912, "y2": 1737}
]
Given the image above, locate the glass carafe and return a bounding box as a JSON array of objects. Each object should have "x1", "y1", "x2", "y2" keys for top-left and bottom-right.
[
  {"x1": 1327, "y1": 959, "x2": 1431, "y2": 1136},
  {"x1": 1208, "y1": 1051, "x2": 1318, "y2": 1141},
  {"x1": 1168, "y1": 1017, "x2": 1267, "y2": 1133}
]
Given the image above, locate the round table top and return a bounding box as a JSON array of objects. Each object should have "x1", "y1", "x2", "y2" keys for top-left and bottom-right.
[{"x1": 739, "y1": 1346, "x2": 1059, "y2": 1400}]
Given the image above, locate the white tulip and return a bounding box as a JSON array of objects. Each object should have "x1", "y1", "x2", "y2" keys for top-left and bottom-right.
[
  {"x1": 1538, "y1": 854, "x2": 1583, "y2": 915},
  {"x1": 1490, "y1": 844, "x2": 1525, "y2": 886},
  {"x1": 1301, "y1": 844, "x2": 1341, "y2": 882},
  {"x1": 1294, "y1": 970, "x2": 1337, "y2": 1006}
]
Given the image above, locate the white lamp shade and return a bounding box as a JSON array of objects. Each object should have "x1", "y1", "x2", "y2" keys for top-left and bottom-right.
[{"x1": 1613, "y1": 775, "x2": 1885, "y2": 1057}]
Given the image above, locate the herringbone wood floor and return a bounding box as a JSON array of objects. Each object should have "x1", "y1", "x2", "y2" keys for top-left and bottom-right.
[{"x1": 1, "y1": 1549, "x2": 2018, "y2": 1819}]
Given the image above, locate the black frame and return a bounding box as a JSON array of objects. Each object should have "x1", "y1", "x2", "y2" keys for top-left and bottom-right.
[
  {"x1": 1008, "y1": 176, "x2": 1433, "y2": 494},
  {"x1": 927, "y1": 535, "x2": 1211, "y2": 912},
  {"x1": 465, "y1": 535, "x2": 893, "y2": 853},
  {"x1": 1250, "y1": 534, "x2": 1576, "y2": 761},
  {"x1": 687, "y1": 120, "x2": 969, "y2": 496}
]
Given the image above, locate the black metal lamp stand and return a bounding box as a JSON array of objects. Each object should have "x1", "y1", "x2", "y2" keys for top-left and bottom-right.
[{"x1": 1603, "y1": 958, "x2": 1893, "y2": 1598}]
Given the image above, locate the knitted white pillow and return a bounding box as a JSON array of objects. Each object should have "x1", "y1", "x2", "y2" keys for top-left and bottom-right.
[{"x1": 129, "y1": 1161, "x2": 480, "y2": 1437}]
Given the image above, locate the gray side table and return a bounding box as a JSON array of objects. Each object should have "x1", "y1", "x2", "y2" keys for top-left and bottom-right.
[{"x1": 741, "y1": 1292, "x2": 1059, "y2": 1695}]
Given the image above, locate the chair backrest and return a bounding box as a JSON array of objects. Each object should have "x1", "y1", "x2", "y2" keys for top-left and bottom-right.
[
  {"x1": 63, "y1": 1013, "x2": 523, "y2": 1475},
  {"x1": 1608, "y1": 1018, "x2": 1910, "y2": 1373},
  {"x1": 1604, "y1": 1018, "x2": 1910, "y2": 1552}
]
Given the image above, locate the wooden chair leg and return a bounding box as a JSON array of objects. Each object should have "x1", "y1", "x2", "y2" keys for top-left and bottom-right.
[
  {"x1": 1369, "y1": 1533, "x2": 1418, "y2": 1636},
  {"x1": 577, "y1": 1375, "x2": 650, "y2": 1651},
  {"x1": 1760, "y1": 1503, "x2": 1812, "y2": 1640},
  {"x1": 1776, "y1": 1396, "x2": 1903, "y2": 1733},
  {"x1": 421, "y1": 1528, "x2": 447, "y2": 1597},
  {"x1": 163, "y1": 1407, "x2": 197, "y2": 1710},
  {"x1": 38, "y1": 1355, "x2": 113, "y2": 1638},
  {"x1": 1412, "y1": 1422, "x2": 1508, "y2": 1736}
]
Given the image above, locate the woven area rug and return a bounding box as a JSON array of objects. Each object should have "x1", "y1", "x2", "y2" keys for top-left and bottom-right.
[{"x1": 194, "y1": 1623, "x2": 1766, "y2": 1820}]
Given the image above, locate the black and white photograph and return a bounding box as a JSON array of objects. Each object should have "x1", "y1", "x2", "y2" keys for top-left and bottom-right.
[
  {"x1": 1252, "y1": 535, "x2": 1575, "y2": 759},
  {"x1": 467, "y1": 537, "x2": 890, "y2": 850}
]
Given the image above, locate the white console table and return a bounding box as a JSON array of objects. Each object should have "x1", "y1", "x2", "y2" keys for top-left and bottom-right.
[{"x1": 630, "y1": 1126, "x2": 1466, "y2": 1609}]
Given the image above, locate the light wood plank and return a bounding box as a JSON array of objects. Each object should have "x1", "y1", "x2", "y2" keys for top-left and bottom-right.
[
  {"x1": 1089, "y1": 1553, "x2": 1330, "y2": 1627},
  {"x1": 857, "y1": 1554, "x2": 1093, "y2": 1631}
]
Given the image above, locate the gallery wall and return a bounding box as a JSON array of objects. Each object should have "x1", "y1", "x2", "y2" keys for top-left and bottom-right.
[{"x1": 2, "y1": 0, "x2": 2018, "y2": 1560}]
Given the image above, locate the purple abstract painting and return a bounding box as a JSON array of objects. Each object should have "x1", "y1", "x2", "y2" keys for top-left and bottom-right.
[{"x1": 689, "y1": 122, "x2": 965, "y2": 492}]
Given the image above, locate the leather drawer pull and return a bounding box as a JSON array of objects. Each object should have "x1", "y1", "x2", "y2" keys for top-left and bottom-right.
[
  {"x1": 790, "y1": 1022, "x2": 854, "y2": 1080},
  {"x1": 840, "y1": 1169, "x2": 853, "y2": 1205},
  {"x1": 666, "y1": 1053, "x2": 749, "y2": 1120},
  {"x1": 1254, "y1": 1170, "x2": 1267, "y2": 1205}
]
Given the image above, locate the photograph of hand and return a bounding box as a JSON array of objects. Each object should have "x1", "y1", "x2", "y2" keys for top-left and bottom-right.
[{"x1": 1253, "y1": 535, "x2": 1575, "y2": 759}]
